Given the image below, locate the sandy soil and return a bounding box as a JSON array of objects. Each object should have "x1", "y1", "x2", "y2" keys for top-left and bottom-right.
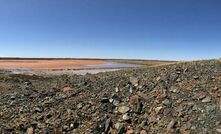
[{"x1": 0, "y1": 60, "x2": 106, "y2": 69}]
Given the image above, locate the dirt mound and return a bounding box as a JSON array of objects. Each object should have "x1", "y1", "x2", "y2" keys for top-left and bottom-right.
[{"x1": 0, "y1": 60, "x2": 221, "y2": 133}]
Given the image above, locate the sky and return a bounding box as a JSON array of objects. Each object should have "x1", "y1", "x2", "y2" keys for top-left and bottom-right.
[{"x1": 0, "y1": 0, "x2": 221, "y2": 60}]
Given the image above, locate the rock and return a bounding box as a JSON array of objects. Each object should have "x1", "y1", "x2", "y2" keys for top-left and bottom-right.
[
  {"x1": 194, "y1": 93, "x2": 206, "y2": 100},
  {"x1": 156, "y1": 76, "x2": 161, "y2": 81},
  {"x1": 101, "y1": 98, "x2": 110, "y2": 103},
  {"x1": 169, "y1": 74, "x2": 178, "y2": 82},
  {"x1": 129, "y1": 95, "x2": 139, "y2": 106},
  {"x1": 77, "y1": 103, "x2": 83, "y2": 109},
  {"x1": 162, "y1": 99, "x2": 171, "y2": 106},
  {"x1": 26, "y1": 127, "x2": 34, "y2": 134},
  {"x1": 130, "y1": 77, "x2": 139, "y2": 86},
  {"x1": 114, "y1": 122, "x2": 124, "y2": 130},
  {"x1": 167, "y1": 120, "x2": 177, "y2": 130},
  {"x1": 129, "y1": 95, "x2": 143, "y2": 113},
  {"x1": 126, "y1": 129, "x2": 134, "y2": 134},
  {"x1": 122, "y1": 113, "x2": 130, "y2": 121},
  {"x1": 10, "y1": 95, "x2": 16, "y2": 100},
  {"x1": 140, "y1": 119, "x2": 148, "y2": 127},
  {"x1": 134, "y1": 128, "x2": 141, "y2": 134},
  {"x1": 148, "y1": 115, "x2": 157, "y2": 123},
  {"x1": 220, "y1": 98, "x2": 221, "y2": 110},
  {"x1": 118, "y1": 106, "x2": 130, "y2": 114},
  {"x1": 155, "y1": 106, "x2": 163, "y2": 114},
  {"x1": 63, "y1": 125, "x2": 69, "y2": 130},
  {"x1": 105, "y1": 118, "x2": 112, "y2": 133},
  {"x1": 184, "y1": 121, "x2": 192, "y2": 130},
  {"x1": 176, "y1": 105, "x2": 185, "y2": 112},
  {"x1": 170, "y1": 86, "x2": 179, "y2": 93},
  {"x1": 70, "y1": 120, "x2": 80, "y2": 129},
  {"x1": 140, "y1": 130, "x2": 148, "y2": 134},
  {"x1": 205, "y1": 104, "x2": 216, "y2": 112},
  {"x1": 35, "y1": 107, "x2": 42, "y2": 113},
  {"x1": 118, "y1": 126, "x2": 125, "y2": 134},
  {"x1": 202, "y1": 96, "x2": 211, "y2": 103},
  {"x1": 63, "y1": 87, "x2": 73, "y2": 93},
  {"x1": 113, "y1": 100, "x2": 120, "y2": 106},
  {"x1": 109, "y1": 98, "x2": 114, "y2": 103},
  {"x1": 216, "y1": 129, "x2": 221, "y2": 133},
  {"x1": 115, "y1": 87, "x2": 119, "y2": 93},
  {"x1": 193, "y1": 76, "x2": 199, "y2": 79},
  {"x1": 54, "y1": 127, "x2": 62, "y2": 134},
  {"x1": 37, "y1": 123, "x2": 45, "y2": 129},
  {"x1": 129, "y1": 87, "x2": 133, "y2": 93}
]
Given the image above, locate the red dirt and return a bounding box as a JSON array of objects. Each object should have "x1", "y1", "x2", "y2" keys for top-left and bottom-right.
[{"x1": 0, "y1": 60, "x2": 106, "y2": 69}]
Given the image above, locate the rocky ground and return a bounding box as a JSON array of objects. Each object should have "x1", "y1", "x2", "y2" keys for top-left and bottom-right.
[{"x1": 0, "y1": 60, "x2": 221, "y2": 134}]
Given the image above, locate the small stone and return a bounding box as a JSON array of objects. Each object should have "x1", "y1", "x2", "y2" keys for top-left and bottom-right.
[
  {"x1": 202, "y1": 97, "x2": 211, "y2": 103},
  {"x1": 77, "y1": 103, "x2": 83, "y2": 109},
  {"x1": 63, "y1": 87, "x2": 73, "y2": 93},
  {"x1": 118, "y1": 106, "x2": 130, "y2": 114},
  {"x1": 129, "y1": 87, "x2": 133, "y2": 93},
  {"x1": 10, "y1": 95, "x2": 16, "y2": 100},
  {"x1": 114, "y1": 122, "x2": 123, "y2": 130},
  {"x1": 113, "y1": 100, "x2": 120, "y2": 106},
  {"x1": 35, "y1": 107, "x2": 42, "y2": 113},
  {"x1": 135, "y1": 128, "x2": 141, "y2": 134},
  {"x1": 195, "y1": 93, "x2": 206, "y2": 100},
  {"x1": 156, "y1": 76, "x2": 161, "y2": 81},
  {"x1": 140, "y1": 119, "x2": 148, "y2": 127},
  {"x1": 109, "y1": 98, "x2": 114, "y2": 103},
  {"x1": 26, "y1": 127, "x2": 34, "y2": 134},
  {"x1": 70, "y1": 120, "x2": 80, "y2": 129},
  {"x1": 122, "y1": 113, "x2": 130, "y2": 121},
  {"x1": 118, "y1": 126, "x2": 125, "y2": 134},
  {"x1": 37, "y1": 123, "x2": 45, "y2": 129},
  {"x1": 184, "y1": 122, "x2": 192, "y2": 130},
  {"x1": 63, "y1": 125, "x2": 69, "y2": 130},
  {"x1": 140, "y1": 130, "x2": 148, "y2": 134},
  {"x1": 54, "y1": 127, "x2": 62, "y2": 134},
  {"x1": 155, "y1": 106, "x2": 163, "y2": 114},
  {"x1": 162, "y1": 99, "x2": 171, "y2": 106},
  {"x1": 167, "y1": 120, "x2": 177, "y2": 130},
  {"x1": 220, "y1": 98, "x2": 221, "y2": 110},
  {"x1": 126, "y1": 129, "x2": 134, "y2": 134},
  {"x1": 129, "y1": 95, "x2": 139, "y2": 106},
  {"x1": 105, "y1": 118, "x2": 112, "y2": 133},
  {"x1": 193, "y1": 76, "x2": 199, "y2": 79},
  {"x1": 115, "y1": 87, "x2": 119, "y2": 93},
  {"x1": 170, "y1": 86, "x2": 179, "y2": 93},
  {"x1": 176, "y1": 78, "x2": 181, "y2": 82},
  {"x1": 130, "y1": 77, "x2": 139, "y2": 86},
  {"x1": 101, "y1": 98, "x2": 110, "y2": 103},
  {"x1": 148, "y1": 115, "x2": 157, "y2": 123},
  {"x1": 216, "y1": 129, "x2": 221, "y2": 133}
]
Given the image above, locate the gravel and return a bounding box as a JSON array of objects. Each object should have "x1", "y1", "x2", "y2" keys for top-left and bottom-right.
[{"x1": 0, "y1": 60, "x2": 221, "y2": 133}]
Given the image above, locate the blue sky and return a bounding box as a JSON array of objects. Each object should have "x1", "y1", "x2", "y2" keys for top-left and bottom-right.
[{"x1": 0, "y1": 0, "x2": 221, "y2": 60}]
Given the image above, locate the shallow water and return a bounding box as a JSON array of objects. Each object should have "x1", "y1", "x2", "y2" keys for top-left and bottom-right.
[
  {"x1": 86, "y1": 62, "x2": 140, "y2": 68},
  {"x1": 15, "y1": 68, "x2": 33, "y2": 71},
  {"x1": 9, "y1": 62, "x2": 140, "y2": 76}
]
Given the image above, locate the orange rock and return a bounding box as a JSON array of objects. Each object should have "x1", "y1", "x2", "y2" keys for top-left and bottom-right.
[
  {"x1": 129, "y1": 95, "x2": 139, "y2": 107},
  {"x1": 26, "y1": 127, "x2": 34, "y2": 134},
  {"x1": 63, "y1": 87, "x2": 73, "y2": 93}
]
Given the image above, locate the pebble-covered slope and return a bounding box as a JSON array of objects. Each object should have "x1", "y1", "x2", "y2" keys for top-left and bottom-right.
[{"x1": 0, "y1": 60, "x2": 221, "y2": 134}]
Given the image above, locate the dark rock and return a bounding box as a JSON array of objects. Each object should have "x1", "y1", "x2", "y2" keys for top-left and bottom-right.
[
  {"x1": 167, "y1": 120, "x2": 177, "y2": 130},
  {"x1": 105, "y1": 118, "x2": 112, "y2": 133}
]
